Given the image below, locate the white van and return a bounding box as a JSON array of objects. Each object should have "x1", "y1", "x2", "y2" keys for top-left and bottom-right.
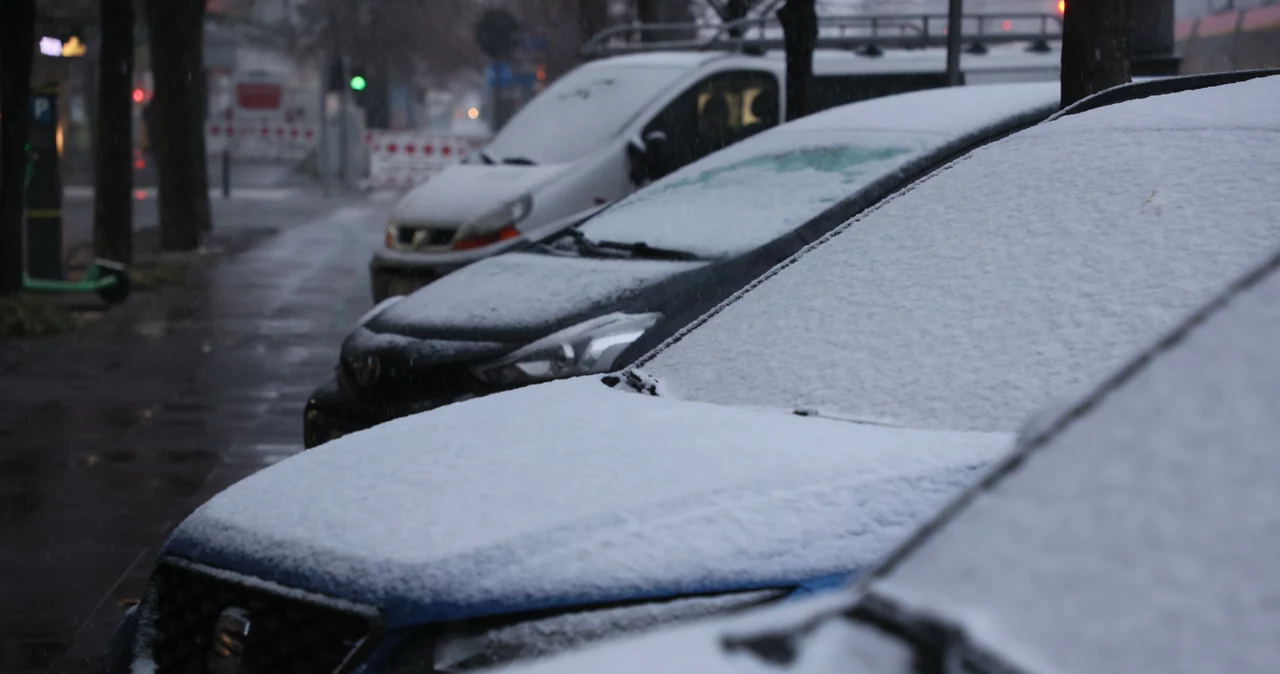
[{"x1": 370, "y1": 16, "x2": 1062, "y2": 301}]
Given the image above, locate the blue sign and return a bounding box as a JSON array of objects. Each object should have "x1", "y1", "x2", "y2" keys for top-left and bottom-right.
[
  {"x1": 518, "y1": 35, "x2": 548, "y2": 52},
  {"x1": 31, "y1": 95, "x2": 56, "y2": 124},
  {"x1": 487, "y1": 62, "x2": 539, "y2": 89}
]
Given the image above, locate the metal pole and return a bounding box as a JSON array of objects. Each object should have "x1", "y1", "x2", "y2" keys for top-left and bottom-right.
[
  {"x1": 946, "y1": 0, "x2": 963, "y2": 86},
  {"x1": 319, "y1": 55, "x2": 330, "y2": 197},
  {"x1": 222, "y1": 147, "x2": 231, "y2": 198},
  {"x1": 221, "y1": 106, "x2": 232, "y2": 199}
]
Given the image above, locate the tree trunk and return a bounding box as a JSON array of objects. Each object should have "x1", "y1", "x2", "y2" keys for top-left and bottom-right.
[
  {"x1": 578, "y1": 0, "x2": 611, "y2": 42},
  {"x1": 777, "y1": 0, "x2": 816, "y2": 121},
  {"x1": 636, "y1": 0, "x2": 692, "y2": 41},
  {"x1": 95, "y1": 0, "x2": 135, "y2": 264},
  {"x1": 144, "y1": 0, "x2": 212, "y2": 250},
  {"x1": 1060, "y1": 0, "x2": 1131, "y2": 109},
  {"x1": 0, "y1": 0, "x2": 37, "y2": 295}
]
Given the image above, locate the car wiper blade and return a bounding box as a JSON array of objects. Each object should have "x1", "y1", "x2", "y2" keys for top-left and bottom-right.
[
  {"x1": 844, "y1": 591, "x2": 1030, "y2": 674},
  {"x1": 477, "y1": 150, "x2": 497, "y2": 165},
  {"x1": 501, "y1": 156, "x2": 536, "y2": 165},
  {"x1": 545, "y1": 230, "x2": 699, "y2": 262},
  {"x1": 594, "y1": 239, "x2": 700, "y2": 261}
]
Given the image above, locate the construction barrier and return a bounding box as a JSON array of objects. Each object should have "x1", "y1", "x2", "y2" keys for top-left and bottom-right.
[
  {"x1": 364, "y1": 130, "x2": 489, "y2": 189},
  {"x1": 206, "y1": 120, "x2": 319, "y2": 162}
]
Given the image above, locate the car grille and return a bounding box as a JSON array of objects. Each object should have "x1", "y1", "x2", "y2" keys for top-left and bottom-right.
[
  {"x1": 339, "y1": 356, "x2": 491, "y2": 406},
  {"x1": 143, "y1": 558, "x2": 381, "y2": 674}
]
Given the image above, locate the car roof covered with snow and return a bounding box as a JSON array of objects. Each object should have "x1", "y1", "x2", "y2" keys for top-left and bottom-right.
[{"x1": 628, "y1": 72, "x2": 1280, "y2": 433}]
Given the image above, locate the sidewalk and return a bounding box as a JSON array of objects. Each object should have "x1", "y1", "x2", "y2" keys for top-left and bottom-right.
[{"x1": 0, "y1": 193, "x2": 391, "y2": 673}]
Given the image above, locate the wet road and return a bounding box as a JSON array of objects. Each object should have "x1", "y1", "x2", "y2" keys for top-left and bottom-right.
[
  {"x1": 0, "y1": 191, "x2": 393, "y2": 673},
  {"x1": 59, "y1": 160, "x2": 315, "y2": 258}
]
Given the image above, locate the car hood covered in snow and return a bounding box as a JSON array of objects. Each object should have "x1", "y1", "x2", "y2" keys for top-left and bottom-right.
[
  {"x1": 391, "y1": 163, "x2": 572, "y2": 226},
  {"x1": 164, "y1": 376, "x2": 1010, "y2": 628},
  {"x1": 362, "y1": 252, "x2": 707, "y2": 342}
]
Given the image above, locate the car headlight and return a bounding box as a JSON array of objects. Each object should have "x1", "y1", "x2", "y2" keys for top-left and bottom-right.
[
  {"x1": 471, "y1": 312, "x2": 661, "y2": 386},
  {"x1": 452, "y1": 194, "x2": 532, "y2": 251},
  {"x1": 385, "y1": 220, "x2": 401, "y2": 249}
]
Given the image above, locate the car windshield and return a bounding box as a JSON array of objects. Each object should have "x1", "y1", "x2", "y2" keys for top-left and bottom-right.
[
  {"x1": 482, "y1": 62, "x2": 687, "y2": 165},
  {"x1": 568, "y1": 130, "x2": 930, "y2": 259},
  {"x1": 633, "y1": 76, "x2": 1280, "y2": 433}
]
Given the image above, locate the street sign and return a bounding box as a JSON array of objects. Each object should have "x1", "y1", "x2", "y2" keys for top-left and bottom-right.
[
  {"x1": 486, "y1": 62, "x2": 540, "y2": 88},
  {"x1": 475, "y1": 9, "x2": 521, "y2": 60}
]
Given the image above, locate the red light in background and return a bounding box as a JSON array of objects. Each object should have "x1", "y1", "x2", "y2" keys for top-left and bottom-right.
[
  {"x1": 134, "y1": 189, "x2": 147, "y2": 200},
  {"x1": 132, "y1": 88, "x2": 145, "y2": 103},
  {"x1": 1058, "y1": 0, "x2": 1065, "y2": 14},
  {"x1": 134, "y1": 159, "x2": 145, "y2": 170},
  {"x1": 1001, "y1": 20, "x2": 1012, "y2": 31}
]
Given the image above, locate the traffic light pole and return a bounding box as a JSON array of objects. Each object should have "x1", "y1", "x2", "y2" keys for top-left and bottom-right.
[{"x1": 338, "y1": 54, "x2": 350, "y2": 188}]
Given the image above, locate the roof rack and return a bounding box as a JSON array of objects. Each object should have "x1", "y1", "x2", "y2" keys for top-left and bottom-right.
[{"x1": 581, "y1": 12, "x2": 1063, "y2": 58}]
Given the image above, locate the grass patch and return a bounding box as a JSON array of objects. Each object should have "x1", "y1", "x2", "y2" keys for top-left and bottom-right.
[
  {"x1": 0, "y1": 294, "x2": 81, "y2": 337},
  {"x1": 130, "y1": 262, "x2": 190, "y2": 291}
]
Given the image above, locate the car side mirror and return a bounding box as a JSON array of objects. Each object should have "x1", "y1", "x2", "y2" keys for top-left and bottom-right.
[{"x1": 627, "y1": 131, "x2": 669, "y2": 186}]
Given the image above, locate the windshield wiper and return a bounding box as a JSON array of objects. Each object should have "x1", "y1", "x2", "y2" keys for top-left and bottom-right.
[
  {"x1": 593, "y1": 239, "x2": 700, "y2": 261},
  {"x1": 477, "y1": 150, "x2": 497, "y2": 165},
  {"x1": 549, "y1": 229, "x2": 699, "y2": 262},
  {"x1": 843, "y1": 592, "x2": 1029, "y2": 674},
  {"x1": 501, "y1": 156, "x2": 536, "y2": 166}
]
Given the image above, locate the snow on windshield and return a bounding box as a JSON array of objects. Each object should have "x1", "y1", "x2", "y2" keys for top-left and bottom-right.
[
  {"x1": 871, "y1": 240, "x2": 1280, "y2": 674},
  {"x1": 637, "y1": 76, "x2": 1280, "y2": 433},
  {"x1": 483, "y1": 62, "x2": 686, "y2": 165},
  {"x1": 574, "y1": 81, "x2": 1060, "y2": 258},
  {"x1": 577, "y1": 132, "x2": 927, "y2": 258}
]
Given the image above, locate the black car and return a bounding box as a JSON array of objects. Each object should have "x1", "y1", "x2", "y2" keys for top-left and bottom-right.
[{"x1": 304, "y1": 82, "x2": 1061, "y2": 446}]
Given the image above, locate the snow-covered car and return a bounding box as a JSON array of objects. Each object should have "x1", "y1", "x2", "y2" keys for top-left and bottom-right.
[
  {"x1": 368, "y1": 42, "x2": 1061, "y2": 302},
  {"x1": 490, "y1": 91, "x2": 1280, "y2": 674},
  {"x1": 308, "y1": 82, "x2": 1063, "y2": 447},
  {"x1": 103, "y1": 70, "x2": 1280, "y2": 674}
]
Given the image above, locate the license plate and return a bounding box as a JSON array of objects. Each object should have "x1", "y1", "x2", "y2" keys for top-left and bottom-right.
[{"x1": 387, "y1": 277, "x2": 427, "y2": 297}]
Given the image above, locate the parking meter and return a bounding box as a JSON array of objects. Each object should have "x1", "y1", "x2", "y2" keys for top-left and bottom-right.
[{"x1": 27, "y1": 84, "x2": 64, "y2": 281}]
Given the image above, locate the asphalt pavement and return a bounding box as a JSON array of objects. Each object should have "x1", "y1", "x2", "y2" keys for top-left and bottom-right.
[{"x1": 0, "y1": 180, "x2": 395, "y2": 672}]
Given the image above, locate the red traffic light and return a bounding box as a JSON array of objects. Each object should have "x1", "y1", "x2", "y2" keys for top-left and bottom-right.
[{"x1": 132, "y1": 88, "x2": 145, "y2": 103}]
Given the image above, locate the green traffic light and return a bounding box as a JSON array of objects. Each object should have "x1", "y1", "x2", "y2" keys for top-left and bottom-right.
[{"x1": 350, "y1": 76, "x2": 367, "y2": 91}]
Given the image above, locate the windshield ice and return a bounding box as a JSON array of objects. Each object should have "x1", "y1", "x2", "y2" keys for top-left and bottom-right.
[
  {"x1": 636, "y1": 86, "x2": 1280, "y2": 433},
  {"x1": 483, "y1": 62, "x2": 687, "y2": 165},
  {"x1": 575, "y1": 130, "x2": 931, "y2": 258}
]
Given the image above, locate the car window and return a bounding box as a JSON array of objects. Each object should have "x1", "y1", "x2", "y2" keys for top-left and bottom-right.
[
  {"x1": 632, "y1": 78, "x2": 1280, "y2": 433},
  {"x1": 641, "y1": 70, "x2": 780, "y2": 180},
  {"x1": 575, "y1": 129, "x2": 932, "y2": 258},
  {"x1": 483, "y1": 62, "x2": 687, "y2": 165}
]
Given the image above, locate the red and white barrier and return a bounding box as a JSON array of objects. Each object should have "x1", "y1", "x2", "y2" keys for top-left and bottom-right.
[
  {"x1": 365, "y1": 131, "x2": 489, "y2": 189},
  {"x1": 206, "y1": 121, "x2": 319, "y2": 162}
]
